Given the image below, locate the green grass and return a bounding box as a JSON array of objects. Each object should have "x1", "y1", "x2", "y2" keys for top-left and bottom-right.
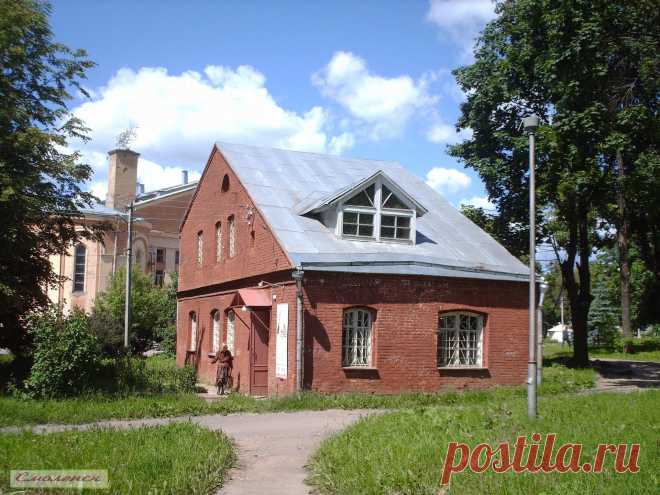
[
  {"x1": 309, "y1": 390, "x2": 660, "y2": 495},
  {"x1": 544, "y1": 341, "x2": 660, "y2": 362},
  {"x1": 0, "y1": 422, "x2": 234, "y2": 494},
  {"x1": 0, "y1": 364, "x2": 596, "y2": 427}
]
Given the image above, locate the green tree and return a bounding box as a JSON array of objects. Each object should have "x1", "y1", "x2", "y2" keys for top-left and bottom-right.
[
  {"x1": 0, "y1": 0, "x2": 101, "y2": 357},
  {"x1": 90, "y1": 268, "x2": 177, "y2": 356},
  {"x1": 450, "y1": 0, "x2": 658, "y2": 365}
]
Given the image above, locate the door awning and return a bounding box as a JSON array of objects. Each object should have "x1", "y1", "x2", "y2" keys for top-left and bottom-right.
[{"x1": 236, "y1": 288, "x2": 272, "y2": 308}]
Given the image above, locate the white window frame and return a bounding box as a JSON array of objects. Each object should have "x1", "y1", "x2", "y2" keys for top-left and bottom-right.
[
  {"x1": 189, "y1": 312, "x2": 198, "y2": 352},
  {"x1": 342, "y1": 308, "x2": 373, "y2": 368},
  {"x1": 337, "y1": 176, "x2": 416, "y2": 244},
  {"x1": 226, "y1": 310, "x2": 235, "y2": 353},
  {"x1": 437, "y1": 312, "x2": 484, "y2": 368},
  {"x1": 212, "y1": 311, "x2": 221, "y2": 353}
]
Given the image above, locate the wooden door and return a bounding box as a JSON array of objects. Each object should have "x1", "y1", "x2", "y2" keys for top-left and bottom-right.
[{"x1": 250, "y1": 309, "x2": 270, "y2": 396}]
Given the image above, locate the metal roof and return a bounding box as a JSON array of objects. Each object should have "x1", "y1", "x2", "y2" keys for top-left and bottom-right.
[
  {"x1": 135, "y1": 182, "x2": 198, "y2": 205},
  {"x1": 216, "y1": 142, "x2": 529, "y2": 282}
]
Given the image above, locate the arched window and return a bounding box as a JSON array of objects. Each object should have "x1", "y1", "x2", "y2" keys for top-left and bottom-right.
[
  {"x1": 211, "y1": 310, "x2": 221, "y2": 353},
  {"x1": 73, "y1": 244, "x2": 86, "y2": 292},
  {"x1": 226, "y1": 310, "x2": 235, "y2": 353},
  {"x1": 189, "y1": 312, "x2": 198, "y2": 351},
  {"x1": 215, "y1": 222, "x2": 222, "y2": 262},
  {"x1": 196, "y1": 231, "x2": 203, "y2": 265},
  {"x1": 221, "y1": 174, "x2": 230, "y2": 192},
  {"x1": 228, "y1": 216, "x2": 236, "y2": 258},
  {"x1": 342, "y1": 308, "x2": 373, "y2": 367},
  {"x1": 437, "y1": 312, "x2": 484, "y2": 368}
]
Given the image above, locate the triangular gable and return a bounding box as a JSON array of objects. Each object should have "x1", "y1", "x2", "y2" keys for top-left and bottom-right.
[{"x1": 298, "y1": 170, "x2": 428, "y2": 216}]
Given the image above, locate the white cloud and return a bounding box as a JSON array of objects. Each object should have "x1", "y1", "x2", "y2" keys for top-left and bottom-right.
[
  {"x1": 460, "y1": 195, "x2": 495, "y2": 210},
  {"x1": 426, "y1": 0, "x2": 496, "y2": 60},
  {"x1": 425, "y1": 167, "x2": 471, "y2": 194},
  {"x1": 312, "y1": 51, "x2": 437, "y2": 138},
  {"x1": 69, "y1": 64, "x2": 356, "y2": 196},
  {"x1": 426, "y1": 123, "x2": 473, "y2": 144}
]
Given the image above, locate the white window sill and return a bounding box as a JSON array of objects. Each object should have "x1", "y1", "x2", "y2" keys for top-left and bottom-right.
[
  {"x1": 438, "y1": 366, "x2": 488, "y2": 370},
  {"x1": 342, "y1": 366, "x2": 378, "y2": 371}
]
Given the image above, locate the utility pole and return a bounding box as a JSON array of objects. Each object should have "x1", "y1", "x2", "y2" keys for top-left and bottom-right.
[
  {"x1": 124, "y1": 202, "x2": 134, "y2": 349},
  {"x1": 523, "y1": 114, "x2": 539, "y2": 419}
]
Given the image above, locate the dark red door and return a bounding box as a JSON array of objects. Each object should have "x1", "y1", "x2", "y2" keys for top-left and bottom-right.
[{"x1": 250, "y1": 309, "x2": 270, "y2": 396}]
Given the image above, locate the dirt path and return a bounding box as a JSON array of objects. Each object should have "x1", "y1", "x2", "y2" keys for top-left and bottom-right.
[
  {"x1": 592, "y1": 359, "x2": 660, "y2": 393},
  {"x1": 1, "y1": 409, "x2": 375, "y2": 495}
]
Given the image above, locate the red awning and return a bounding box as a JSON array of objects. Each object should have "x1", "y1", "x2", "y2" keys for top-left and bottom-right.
[{"x1": 237, "y1": 288, "x2": 272, "y2": 307}]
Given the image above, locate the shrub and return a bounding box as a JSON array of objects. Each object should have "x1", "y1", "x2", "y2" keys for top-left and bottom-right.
[
  {"x1": 25, "y1": 307, "x2": 101, "y2": 398},
  {"x1": 98, "y1": 356, "x2": 196, "y2": 395}
]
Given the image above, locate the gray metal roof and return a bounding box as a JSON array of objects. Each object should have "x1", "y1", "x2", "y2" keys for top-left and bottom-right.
[{"x1": 216, "y1": 142, "x2": 529, "y2": 282}]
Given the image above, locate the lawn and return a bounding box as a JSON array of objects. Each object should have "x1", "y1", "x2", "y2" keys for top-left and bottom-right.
[
  {"x1": 0, "y1": 364, "x2": 596, "y2": 427},
  {"x1": 544, "y1": 341, "x2": 660, "y2": 362},
  {"x1": 0, "y1": 422, "x2": 234, "y2": 494},
  {"x1": 308, "y1": 390, "x2": 659, "y2": 495}
]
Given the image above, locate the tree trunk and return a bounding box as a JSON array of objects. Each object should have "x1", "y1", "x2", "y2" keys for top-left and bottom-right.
[
  {"x1": 556, "y1": 204, "x2": 592, "y2": 367},
  {"x1": 616, "y1": 150, "x2": 633, "y2": 351}
]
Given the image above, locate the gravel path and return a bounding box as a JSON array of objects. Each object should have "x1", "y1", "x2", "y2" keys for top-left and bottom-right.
[{"x1": 1, "y1": 409, "x2": 376, "y2": 495}]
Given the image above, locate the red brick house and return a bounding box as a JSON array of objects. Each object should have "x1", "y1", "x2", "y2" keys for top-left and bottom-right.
[{"x1": 177, "y1": 142, "x2": 530, "y2": 396}]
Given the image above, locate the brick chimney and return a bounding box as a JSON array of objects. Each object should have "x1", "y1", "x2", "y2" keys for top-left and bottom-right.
[{"x1": 106, "y1": 149, "x2": 139, "y2": 211}]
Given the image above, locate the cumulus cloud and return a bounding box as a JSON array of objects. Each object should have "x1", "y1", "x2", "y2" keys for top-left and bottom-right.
[
  {"x1": 460, "y1": 195, "x2": 495, "y2": 210},
  {"x1": 426, "y1": 122, "x2": 473, "y2": 144},
  {"x1": 426, "y1": 0, "x2": 496, "y2": 60},
  {"x1": 425, "y1": 167, "x2": 471, "y2": 194},
  {"x1": 312, "y1": 51, "x2": 437, "y2": 138},
  {"x1": 70, "y1": 64, "x2": 354, "y2": 195}
]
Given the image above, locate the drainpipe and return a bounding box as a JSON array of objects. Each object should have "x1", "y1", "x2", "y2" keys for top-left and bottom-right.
[
  {"x1": 537, "y1": 279, "x2": 548, "y2": 385},
  {"x1": 292, "y1": 268, "x2": 304, "y2": 393}
]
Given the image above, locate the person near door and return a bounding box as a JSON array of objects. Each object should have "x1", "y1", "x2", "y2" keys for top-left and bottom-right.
[{"x1": 211, "y1": 344, "x2": 233, "y2": 394}]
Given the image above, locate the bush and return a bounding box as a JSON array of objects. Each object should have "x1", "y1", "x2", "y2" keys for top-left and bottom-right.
[
  {"x1": 612, "y1": 335, "x2": 660, "y2": 353},
  {"x1": 24, "y1": 308, "x2": 101, "y2": 398},
  {"x1": 98, "y1": 356, "x2": 196, "y2": 395},
  {"x1": 89, "y1": 268, "x2": 177, "y2": 356}
]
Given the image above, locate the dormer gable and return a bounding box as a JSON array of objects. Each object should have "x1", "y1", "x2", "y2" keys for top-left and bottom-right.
[{"x1": 300, "y1": 170, "x2": 427, "y2": 245}]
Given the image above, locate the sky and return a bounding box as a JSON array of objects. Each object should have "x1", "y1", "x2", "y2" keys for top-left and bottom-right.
[{"x1": 51, "y1": 0, "x2": 497, "y2": 209}]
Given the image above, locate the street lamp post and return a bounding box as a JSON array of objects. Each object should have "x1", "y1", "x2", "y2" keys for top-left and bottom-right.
[{"x1": 523, "y1": 114, "x2": 539, "y2": 418}]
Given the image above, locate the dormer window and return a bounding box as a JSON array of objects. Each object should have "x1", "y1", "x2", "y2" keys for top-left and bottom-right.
[
  {"x1": 300, "y1": 170, "x2": 428, "y2": 246},
  {"x1": 339, "y1": 177, "x2": 417, "y2": 243}
]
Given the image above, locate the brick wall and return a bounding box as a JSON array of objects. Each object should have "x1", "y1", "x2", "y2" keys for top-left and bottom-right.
[
  {"x1": 301, "y1": 271, "x2": 529, "y2": 393},
  {"x1": 178, "y1": 146, "x2": 292, "y2": 293}
]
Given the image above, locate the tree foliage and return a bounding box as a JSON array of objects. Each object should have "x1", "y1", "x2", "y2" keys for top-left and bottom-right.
[
  {"x1": 450, "y1": 0, "x2": 659, "y2": 365},
  {"x1": 90, "y1": 268, "x2": 177, "y2": 356},
  {"x1": 0, "y1": 0, "x2": 102, "y2": 355}
]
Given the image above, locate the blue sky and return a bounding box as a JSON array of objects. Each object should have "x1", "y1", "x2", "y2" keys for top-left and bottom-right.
[{"x1": 51, "y1": 0, "x2": 497, "y2": 209}]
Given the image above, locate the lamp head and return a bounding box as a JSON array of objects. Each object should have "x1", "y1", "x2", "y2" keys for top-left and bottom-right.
[{"x1": 522, "y1": 114, "x2": 540, "y2": 134}]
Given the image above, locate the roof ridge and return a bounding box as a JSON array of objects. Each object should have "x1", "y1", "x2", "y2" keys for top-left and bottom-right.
[{"x1": 215, "y1": 141, "x2": 400, "y2": 165}]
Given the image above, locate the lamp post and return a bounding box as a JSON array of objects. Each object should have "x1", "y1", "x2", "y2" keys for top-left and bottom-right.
[{"x1": 523, "y1": 114, "x2": 539, "y2": 418}]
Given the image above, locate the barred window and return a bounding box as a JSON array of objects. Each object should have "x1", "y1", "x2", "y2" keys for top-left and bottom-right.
[
  {"x1": 211, "y1": 310, "x2": 221, "y2": 353},
  {"x1": 215, "y1": 222, "x2": 222, "y2": 262},
  {"x1": 342, "y1": 308, "x2": 373, "y2": 367},
  {"x1": 189, "y1": 312, "x2": 198, "y2": 351},
  {"x1": 73, "y1": 244, "x2": 86, "y2": 292},
  {"x1": 196, "y1": 231, "x2": 203, "y2": 265},
  {"x1": 437, "y1": 312, "x2": 484, "y2": 367},
  {"x1": 228, "y1": 216, "x2": 236, "y2": 258},
  {"x1": 226, "y1": 310, "x2": 235, "y2": 353}
]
